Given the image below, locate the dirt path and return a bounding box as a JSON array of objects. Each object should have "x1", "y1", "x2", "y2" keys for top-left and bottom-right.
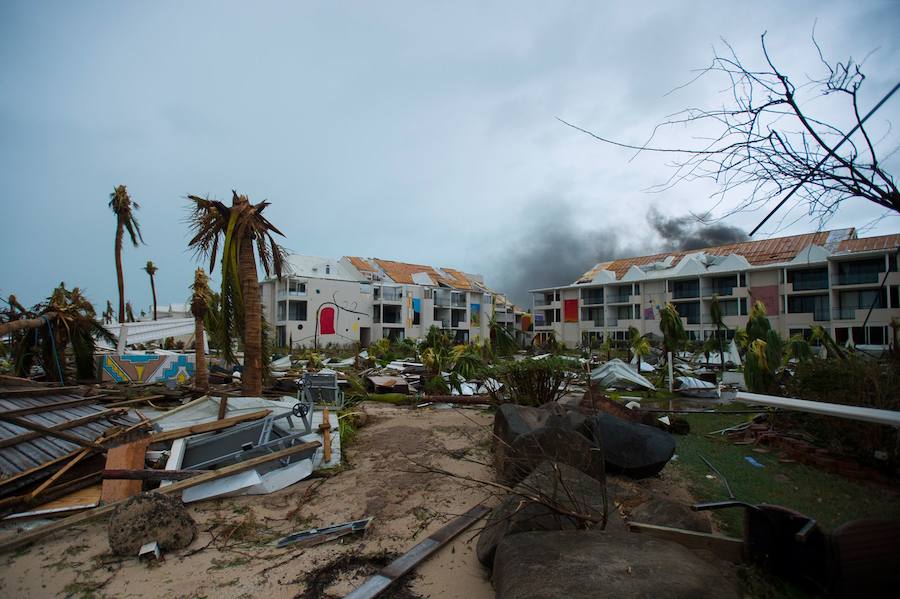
[{"x1": 0, "y1": 402, "x2": 497, "y2": 598}]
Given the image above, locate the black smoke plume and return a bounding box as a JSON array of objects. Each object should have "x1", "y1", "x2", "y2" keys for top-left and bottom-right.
[
  {"x1": 648, "y1": 207, "x2": 747, "y2": 251},
  {"x1": 489, "y1": 203, "x2": 747, "y2": 306}
]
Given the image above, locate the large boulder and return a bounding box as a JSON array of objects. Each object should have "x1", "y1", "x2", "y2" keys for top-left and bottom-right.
[
  {"x1": 108, "y1": 493, "x2": 197, "y2": 555},
  {"x1": 476, "y1": 461, "x2": 607, "y2": 568},
  {"x1": 583, "y1": 413, "x2": 675, "y2": 478},
  {"x1": 629, "y1": 498, "x2": 712, "y2": 533},
  {"x1": 493, "y1": 530, "x2": 739, "y2": 599},
  {"x1": 494, "y1": 403, "x2": 595, "y2": 484}
]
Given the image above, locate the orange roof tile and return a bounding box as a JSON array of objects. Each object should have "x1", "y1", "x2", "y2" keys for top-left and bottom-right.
[
  {"x1": 346, "y1": 256, "x2": 376, "y2": 273},
  {"x1": 576, "y1": 230, "x2": 841, "y2": 283},
  {"x1": 837, "y1": 234, "x2": 900, "y2": 253}
]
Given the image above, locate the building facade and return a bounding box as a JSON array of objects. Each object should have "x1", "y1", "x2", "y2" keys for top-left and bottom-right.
[
  {"x1": 260, "y1": 255, "x2": 526, "y2": 349},
  {"x1": 530, "y1": 229, "x2": 900, "y2": 349}
]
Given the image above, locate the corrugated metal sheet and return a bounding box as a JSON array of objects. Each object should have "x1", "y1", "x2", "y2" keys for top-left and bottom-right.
[
  {"x1": 0, "y1": 387, "x2": 141, "y2": 476},
  {"x1": 837, "y1": 233, "x2": 900, "y2": 253}
]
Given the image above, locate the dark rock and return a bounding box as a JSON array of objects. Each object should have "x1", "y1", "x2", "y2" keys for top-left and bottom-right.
[
  {"x1": 584, "y1": 413, "x2": 675, "y2": 478},
  {"x1": 629, "y1": 498, "x2": 712, "y2": 533},
  {"x1": 493, "y1": 530, "x2": 739, "y2": 599},
  {"x1": 476, "y1": 461, "x2": 607, "y2": 568},
  {"x1": 494, "y1": 403, "x2": 598, "y2": 484},
  {"x1": 507, "y1": 427, "x2": 603, "y2": 485},
  {"x1": 108, "y1": 493, "x2": 197, "y2": 555}
]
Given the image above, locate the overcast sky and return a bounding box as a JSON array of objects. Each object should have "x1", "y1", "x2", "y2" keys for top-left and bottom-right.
[{"x1": 1, "y1": 1, "x2": 898, "y2": 311}]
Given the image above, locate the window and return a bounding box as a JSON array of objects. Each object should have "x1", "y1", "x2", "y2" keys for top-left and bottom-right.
[
  {"x1": 289, "y1": 280, "x2": 306, "y2": 294},
  {"x1": 288, "y1": 300, "x2": 307, "y2": 321},
  {"x1": 739, "y1": 297, "x2": 748, "y2": 316},
  {"x1": 424, "y1": 288, "x2": 434, "y2": 299},
  {"x1": 277, "y1": 301, "x2": 287, "y2": 321},
  {"x1": 555, "y1": 309, "x2": 561, "y2": 322},
  {"x1": 413, "y1": 310, "x2": 421, "y2": 325},
  {"x1": 787, "y1": 295, "x2": 829, "y2": 320},
  {"x1": 633, "y1": 283, "x2": 640, "y2": 294},
  {"x1": 788, "y1": 268, "x2": 828, "y2": 291},
  {"x1": 325, "y1": 265, "x2": 330, "y2": 275},
  {"x1": 739, "y1": 273, "x2": 747, "y2": 288},
  {"x1": 633, "y1": 304, "x2": 640, "y2": 319},
  {"x1": 891, "y1": 286, "x2": 899, "y2": 309},
  {"x1": 276, "y1": 326, "x2": 286, "y2": 348}
]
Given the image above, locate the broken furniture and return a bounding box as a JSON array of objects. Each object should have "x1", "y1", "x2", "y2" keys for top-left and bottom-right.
[{"x1": 164, "y1": 410, "x2": 320, "y2": 502}]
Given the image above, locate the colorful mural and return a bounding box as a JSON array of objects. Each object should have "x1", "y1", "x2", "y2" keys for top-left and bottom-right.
[
  {"x1": 98, "y1": 353, "x2": 195, "y2": 384},
  {"x1": 470, "y1": 303, "x2": 480, "y2": 326},
  {"x1": 750, "y1": 285, "x2": 780, "y2": 316}
]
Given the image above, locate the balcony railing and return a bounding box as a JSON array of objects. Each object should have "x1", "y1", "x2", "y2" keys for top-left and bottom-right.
[
  {"x1": 836, "y1": 272, "x2": 880, "y2": 286},
  {"x1": 813, "y1": 309, "x2": 831, "y2": 322},
  {"x1": 672, "y1": 288, "x2": 700, "y2": 299},
  {"x1": 833, "y1": 307, "x2": 856, "y2": 320},
  {"x1": 377, "y1": 288, "x2": 403, "y2": 301},
  {"x1": 791, "y1": 278, "x2": 829, "y2": 291},
  {"x1": 581, "y1": 293, "x2": 604, "y2": 305},
  {"x1": 702, "y1": 286, "x2": 734, "y2": 297},
  {"x1": 607, "y1": 293, "x2": 631, "y2": 303},
  {"x1": 581, "y1": 318, "x2": 604, "y2": 327}
]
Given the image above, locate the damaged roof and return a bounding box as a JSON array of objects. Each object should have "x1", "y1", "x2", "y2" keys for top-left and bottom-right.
[
  {"x1": 576, "y1": 229, "x2": 859, "y2": 283},
  {"x1": 0, "y1": 386, "x2": 142, "y2": 477},
  {"x1": 836, "y1": 233, "x2": 900, "y2": 254},
  {"x1": 344, "y1": 257, "x2": 482, "y2": 290}
]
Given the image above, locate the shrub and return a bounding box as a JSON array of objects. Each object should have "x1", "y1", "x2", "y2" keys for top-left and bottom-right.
[
  {"x1": 486, "y1": 357, "x2": 570, "y2": 407},
  {"x1": 785, "y1": 356, "x2": 900, "y2": 467}
]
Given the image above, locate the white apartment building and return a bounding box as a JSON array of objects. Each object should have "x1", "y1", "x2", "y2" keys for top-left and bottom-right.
[
  {"x1": 260, "y1": 255, "x2": 526, "y2": 349},
  {"x1": 530, "y1": 229, "x2": 900, "y2": 349}
]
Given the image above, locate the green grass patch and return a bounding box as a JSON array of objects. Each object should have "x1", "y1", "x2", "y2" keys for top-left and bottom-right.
[{"x1": 671, "y1": 403, "x2": 900, "y2": 536}]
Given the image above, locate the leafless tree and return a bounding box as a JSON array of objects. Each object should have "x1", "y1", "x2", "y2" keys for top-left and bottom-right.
[{"x1": 560, "y1": 33, "x2": 900, "y2": 233}]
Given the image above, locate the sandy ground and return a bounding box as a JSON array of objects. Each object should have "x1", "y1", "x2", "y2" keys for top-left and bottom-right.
[{"x1": 0, "y1": 402, "x2": 498, "y2": 599}]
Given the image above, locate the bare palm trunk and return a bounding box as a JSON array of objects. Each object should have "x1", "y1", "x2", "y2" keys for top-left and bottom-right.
[
  {"x1": 194, "y1": 315, "x2": 208, "y2": 391},
  {"x1": 0, "y1": 313, "x2": 57, "y2": 337},
  {"x1": 115, "y1": 224, "x2": 125, "y2": 324},
  {"x1": 717, "y1": 326, "x2": 725, "y2": 371},
  {"x1": 239, "y1": 235, "x2": 262, "y2": 396},
  {"x1": 150, "y1": 273, "x2": 158, "y2": 320}
]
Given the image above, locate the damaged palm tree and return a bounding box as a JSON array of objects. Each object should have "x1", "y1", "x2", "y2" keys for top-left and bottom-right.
[
  {"x1": 190, "y1": 268, "x2": 212, "y2": 392},
  {"x1": 109, "y1": 185, "x2": 143, "y2": 324},
  {"x1": 11, "y1": 283, "x2": 115, "y2": 381},
  {"x1": 187, "y1": 191, "x2": 286, "y2": 396},
  {"x1": 144, "y1": 261, "x2": 159, "y2": 320}
]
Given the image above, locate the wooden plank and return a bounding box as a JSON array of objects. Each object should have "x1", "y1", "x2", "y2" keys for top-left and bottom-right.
[
  {"x1": 0, "y1": 386, "x2": 81, "y2": 399},
  {"x1": 627, "y1": 521, "x2": 745, "y2": 563},
  {"x1": 104, "y1": 395, "x2": 165, "y2": 408},
  {"x1": 0, "y1": 439, "x2": 321, "y2": 554},
  {"x1": 0, "y1": 409, "x2": 127, "y2": 450},
  {"x1": 217, "y1": 395, "x2": 228, "y2": 420},
  {"x1": 0, "y1": 396, "x2": 98, "y2": 417},
  {"x1": 101, "y1": 469, "x2": 208, "y2": 481},
  {"x1": 148, "y1": 409, "x2": 271, "y2": 443},
  {"x1": 28, "y1": 449, "x2": 91, "y2": 501},
  {"x1": 101, "y1": 438, "x2": 151, "y2": 502},
  {"x1": 0, "y1": 415, "x2": 105, "y2": 450},
  {"x1": 345, "y1": 504, "x2": 490, "y2": 599}
]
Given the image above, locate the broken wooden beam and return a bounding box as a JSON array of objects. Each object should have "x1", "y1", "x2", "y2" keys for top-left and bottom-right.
[
  {"x1": 0, "y1": 439, "x2": 321, "y2": 554},
  {"x1": 0, "y1": 396, "x2": 97, "y2": 416},
  {"x1": 627, "y1": 521, "x2": 745, "y2": 563},
  {"x1": 0, "y1": 385, "x2": 81, "y2": 399},
  {"x1": 104, "y1": 395, "x2": 165, "y2": 408},
  {"x1": 345, "y1": 504, "x2": 490, "y2": 599},
  {"x1": 0, "y1": 409, "x2": 128, "y2": 450},
  {"x1": 0, "y1": 414, "x2": 106, "y2": 450},
  {"x1": 101, "y1": 469, "x2": 209, "y2": 481},
  {"x1": 148, "y1": 409, "x2": 271, "y2": 443}
]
